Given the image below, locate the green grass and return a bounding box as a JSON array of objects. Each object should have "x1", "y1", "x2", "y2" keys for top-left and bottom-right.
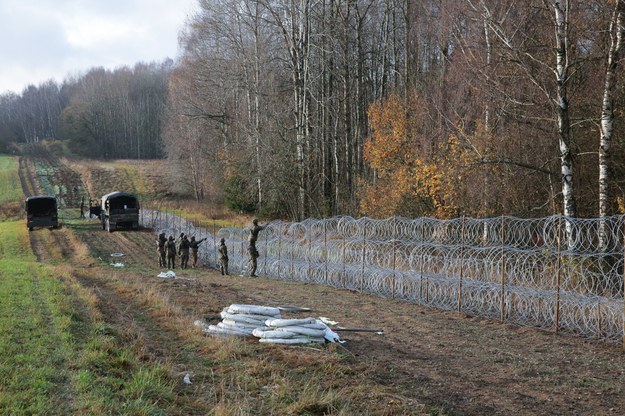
[
  {"x1": 0, "y1": 221, "x2": 175, "y2": 415},
  {"x1": 0, "y1": 155, "x2": 22, "y2": 202}
]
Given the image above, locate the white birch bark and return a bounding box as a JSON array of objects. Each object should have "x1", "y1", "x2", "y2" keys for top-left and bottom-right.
[
  {"x1": 552, "y1": 0, "x2": 576, "y2": 220},
  {"x1": 264, "y1": 0, "x2": 311, "y2": 219},
  {"x1": 599, "y1": 0, "x2": 625, "y2": 251}
]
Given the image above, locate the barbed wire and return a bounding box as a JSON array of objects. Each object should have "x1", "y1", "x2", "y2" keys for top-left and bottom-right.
[{"x1": 141, "y1": 209, "x2": 625, "y2": 344}]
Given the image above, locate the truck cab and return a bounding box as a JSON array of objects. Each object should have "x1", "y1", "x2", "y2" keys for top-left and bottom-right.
[
  {"x1": 100, "y1": 191, "x2": 140, "y2": 232},
  {"x1": 25, "y1": 196, "x2": 58, "y2": 231}
]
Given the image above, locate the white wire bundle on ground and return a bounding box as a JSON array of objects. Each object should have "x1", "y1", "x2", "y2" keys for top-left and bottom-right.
[
  {"x1": 252, "y1": 317, "x2": 335, "y2": 344},
  {"x1": 142, "y1": 209, "x2": 625, "y2": 344},
  {"x1": 200, "y1": 304, "x2": 281, "y2": 337}
]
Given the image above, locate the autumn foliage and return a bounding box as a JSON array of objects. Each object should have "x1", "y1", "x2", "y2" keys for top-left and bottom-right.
[{"x1": 360, "y1": 94, "x2": 463, "y2": 218}]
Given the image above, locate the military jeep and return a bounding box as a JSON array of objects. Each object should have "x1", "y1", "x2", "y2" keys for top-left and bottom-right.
[
  {"x1": 25, "y1": 196, "x2": 58, "y2": 231},
  {"x1": 100, "y1": 192, "x2": 140, "y2": 232}
]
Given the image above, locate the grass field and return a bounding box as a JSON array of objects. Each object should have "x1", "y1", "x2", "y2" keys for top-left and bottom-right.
[
  {"x1": 0, "y1": 155, "x2": 22, "y2": 202},
  {"x1": 0, "y1": 221, "x2": 175, "y2": 415},
  {"x1": 0, "y1": 151, "x2": 180, "y2": 413}
]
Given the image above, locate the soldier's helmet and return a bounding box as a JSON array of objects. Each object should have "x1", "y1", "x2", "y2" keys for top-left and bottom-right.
[
  {"x1": 191, "y1": 236, "x2": 195, "y2": 241},
  {"x1": 169, "y1": 236, "x2": 174, "y2": 241},
  {"x1": 252, "y1": 218, "x2": 258, "y2": 225},
  {"x1": 220, "y1": 238, "x2": 225, "y2": 243}
]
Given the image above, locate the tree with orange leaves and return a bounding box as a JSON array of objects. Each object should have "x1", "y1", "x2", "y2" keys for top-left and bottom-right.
[{"x1": 360, "y1": 94, "x2": 460, "y2": 219}]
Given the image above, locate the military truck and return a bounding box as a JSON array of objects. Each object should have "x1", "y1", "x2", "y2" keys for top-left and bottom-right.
[
  {"x1": 100, "y1": 192, "x2": 140, "y2": 232},
  {"x1": 25, "y1": 196, "x2": 58, "y2": 231}
]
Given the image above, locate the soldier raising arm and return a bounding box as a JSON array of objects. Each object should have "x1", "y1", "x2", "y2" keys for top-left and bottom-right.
[
  {"x1": 247, "y1": 219, "x2": 268, "y2": 277},
  {"x1": 189, "y1": 236, "x2": 207, "y2": 268}
]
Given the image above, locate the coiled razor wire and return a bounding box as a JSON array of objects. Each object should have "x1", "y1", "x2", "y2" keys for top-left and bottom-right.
[{"x1": 140, "y1": 210, "x2": 625, "y2": 344}]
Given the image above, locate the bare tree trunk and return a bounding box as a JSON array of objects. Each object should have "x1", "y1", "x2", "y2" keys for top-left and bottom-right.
[
  {"x1": 552, "y1": 0, "x2": 576, "y2": 220},
  {"x1": 599, "y1": 0, "x2": 625, "y2": 250}
]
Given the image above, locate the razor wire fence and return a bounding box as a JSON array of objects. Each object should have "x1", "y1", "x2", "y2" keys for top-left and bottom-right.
[{"x1": 140, "y1": 208, "x2": 625, "y2": 344}]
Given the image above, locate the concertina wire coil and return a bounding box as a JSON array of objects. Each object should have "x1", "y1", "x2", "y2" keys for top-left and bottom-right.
[{"x1": 141, "y1": 210, "x2": 625, "y2": 343}]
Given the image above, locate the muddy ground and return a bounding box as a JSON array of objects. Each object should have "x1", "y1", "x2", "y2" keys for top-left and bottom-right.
[{"x1": 21, "y1": 155, "x2": 625, "y2": 415}]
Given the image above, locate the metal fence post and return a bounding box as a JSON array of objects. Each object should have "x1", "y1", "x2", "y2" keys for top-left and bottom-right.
[
  {"x1": 392, "y1": 216, "x2": 397, "y2": 299},
  {"x1": 277, "y1": 223, "x2": 282, "y2": 279},
  {"x1": 500, "y1": 215, "x2": 506, "y2": 322},
  {"x1": 457, "y1": 215, "x2": 465, "y2": 313},
  {"x1": 361, "y1": 219, "x2": 367, "y2": 292},
  {"x1": 307, "y1": 224, "x2": 311, "y2": 281},
  {"x1": 324, "y1": 220, "x2": 328, "y2": 285},
  {"x1": 421, "y1": 217, "x2": 427, "y2": 304},
  {"x1": 264, "y1": 224, "x2": 268, "y2": 276},
  {"x1": 342, "y1": 232, "x2": 346, "y2": 289},
  {"x1": 622, "y1": 220, "x2": 625, "y2": 348},
  {"x1": 212, "y1": 219, "x2": 217, "y2": 268},
  {"x1": 290, "y1": 225, "x2": 294, "y2": 279},
  {"x1": 555, "y1": 215, "x2": 563, "y2": 334}
]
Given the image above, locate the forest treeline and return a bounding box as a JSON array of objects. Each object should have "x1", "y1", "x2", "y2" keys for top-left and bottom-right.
[{"x1": 2, "y1": 0, "x2": 625, "y2": 222}]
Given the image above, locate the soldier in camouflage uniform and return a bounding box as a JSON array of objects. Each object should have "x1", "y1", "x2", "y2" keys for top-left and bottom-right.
[
  {"x1": 166, "y1": 236, "x2": 177, "y2": 269},
  {"x1": 218, "y1": 238, "x2": 229, "y2": 275},
  {"x1": 189, "y1": 236, "x2": 207, "y2": 268},
  {"x1": 157, "y1": 232, "x2": 167, "y2": 267},
  {"x1": 178, "y1": 235, "x2": 191, "y2": 269},
  {"x1": 247, "y1": 219, "x2": 267, "y2": 277}
]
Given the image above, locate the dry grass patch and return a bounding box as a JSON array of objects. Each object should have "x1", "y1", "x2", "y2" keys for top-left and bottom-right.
[{"x1": 0, "y1": 201, "x2": 23, "y2": 221}]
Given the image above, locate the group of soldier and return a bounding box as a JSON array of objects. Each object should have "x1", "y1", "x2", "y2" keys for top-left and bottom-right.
[
  {"x1": 156, "y1": 218, "x2": 268, "y2": 277},
  {"x1": 157, "y1": 232, "x2": 206, "y2": 269}
]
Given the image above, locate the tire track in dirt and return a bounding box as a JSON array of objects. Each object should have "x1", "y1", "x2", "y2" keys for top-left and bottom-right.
[
  {"x1": 28, "y1": 226, "x2": 77, "y2": 263},
  {"x1": 71, "y1": 267, "x2": 215, "y2": 413},
  {"x1": 79, "y1": 227, "x2": 156, "y2": 268},
  {"x1": 18, "y1": 157, "x2": 40, "y2": 198},
  {"x1": 21, "y1": 155, "x2": 76, "y2": 263}
]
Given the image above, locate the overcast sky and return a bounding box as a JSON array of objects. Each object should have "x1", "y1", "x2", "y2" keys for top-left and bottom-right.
[{"x1": 0, "y1": 0, "x2": 197, "y2": 95}]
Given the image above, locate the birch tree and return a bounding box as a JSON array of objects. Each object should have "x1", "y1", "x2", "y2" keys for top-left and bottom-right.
[
  {"x1": 466, "y1": 0, "x2": 578, "y2": 219},
  {"x1": 262, "y1": 0, "x2": 312, "y2": 219},
  {"x1": 599, "y1": 0, "x2": 625, "y2": 250}
]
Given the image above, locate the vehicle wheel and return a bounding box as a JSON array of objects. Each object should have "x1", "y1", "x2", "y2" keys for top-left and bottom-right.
[{"x1": 28, "y1": 227, "x2": 33, "y2": 231}]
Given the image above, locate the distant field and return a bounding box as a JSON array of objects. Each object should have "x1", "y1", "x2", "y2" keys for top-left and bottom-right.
[{"x1": 0, "y1": 155, "x2": 22, "y2": 202}]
